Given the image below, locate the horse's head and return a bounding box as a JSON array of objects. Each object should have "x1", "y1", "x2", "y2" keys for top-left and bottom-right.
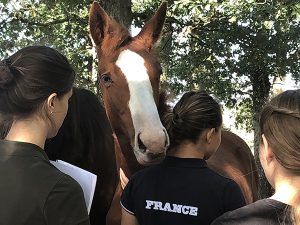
[{"x1": 89, "y1": 2, "x2": 169, "y2": 165}]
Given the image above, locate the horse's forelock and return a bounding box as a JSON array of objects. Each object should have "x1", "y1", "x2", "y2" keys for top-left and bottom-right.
[{"x1": 98, "y1": 26, "x2": 131, "y2": 56}]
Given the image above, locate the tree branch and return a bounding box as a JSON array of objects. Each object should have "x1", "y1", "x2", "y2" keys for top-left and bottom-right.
[{"x1": 1, "y1": 14, "x2": 87, "y2": 28}]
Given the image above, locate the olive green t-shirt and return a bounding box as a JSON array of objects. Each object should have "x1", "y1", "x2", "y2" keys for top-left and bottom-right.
[{"x1": 0, "y1": 140, "x2": 90, "y2": 225}]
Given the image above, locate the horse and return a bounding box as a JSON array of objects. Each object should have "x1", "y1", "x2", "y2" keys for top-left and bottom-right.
[
  {"x1": 44, "y1": 88, "x2": 118, "y2": 225},
  {"x1": 89, "y1": 2, "x2": 259, "y2": 224},
  {"x1": 207, "y1": 130, "x2": 259, "y2": 204}
]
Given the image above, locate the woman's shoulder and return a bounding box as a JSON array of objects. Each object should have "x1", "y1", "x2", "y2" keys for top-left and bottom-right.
[
  {"x1": 124, "y1": 164, "x2": 163, "y2": 190},
  {"x1": 35, "y1": 160, "x2": 83, "y2": 197},
  {"x1": 52, "y1": 173, "x2": 82, "y2": 191},
  {"x1": 211, "y1": 199, "x2": 290, "y2": 225},
  {"x1": 132, "y1": 163, "x2": 161, "y2": 178},
  {"x1": 44, "y1": 174, "x2": 90, "y2": 225},
  {"x1": 205, "y1": 167, "x2": 239, "y2": 187}
]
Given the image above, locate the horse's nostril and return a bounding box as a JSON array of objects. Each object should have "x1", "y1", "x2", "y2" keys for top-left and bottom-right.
[{"x1": 138, "y1": 133, "x2": 146, "y2": 153}]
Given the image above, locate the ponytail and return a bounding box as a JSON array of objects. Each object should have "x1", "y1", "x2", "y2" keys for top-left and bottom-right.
[{"x1": 161, "y1": 90, "x2": 222, "y2": 150}]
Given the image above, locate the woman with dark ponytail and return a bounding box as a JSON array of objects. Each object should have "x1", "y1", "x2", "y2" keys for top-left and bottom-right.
[
  {"x1": 212, "y1": 89, "x2": 300, "y2": 225},
  {"x1": 121, "y1": 90, "x2": 245, "y2": 225},
  {"x1": 0, "y1": 46, "x2": 90, "y2": 225}
]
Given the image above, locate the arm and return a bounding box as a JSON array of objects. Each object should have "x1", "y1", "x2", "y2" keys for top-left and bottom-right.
[
  {"x1": 120, "y1": 175, "x2": 139, "y2": 225},
  {"x1": 44, "y1": 176, "x2": 90, "y2": 225},
  {"x1": 121, "y1": 208, "x2": 140, "y2": 225}
]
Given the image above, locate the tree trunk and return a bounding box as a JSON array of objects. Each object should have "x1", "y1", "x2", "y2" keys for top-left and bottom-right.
[
  {"x1": 100, "y1": 0, "x2": 132, "y2": 28},
  {"x1": 251, "y1": 69, "x2": 273, "y2": 199}
]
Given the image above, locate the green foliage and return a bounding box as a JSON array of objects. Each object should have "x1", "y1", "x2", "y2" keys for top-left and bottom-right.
[
  {"x1": 133, "y1": 0, "x2": 300, "y2": 130},
  {"x1": 1, "y1": 0, "x2": 300, "y2": 132},
  {"x1": 0, "y1": 0, "x2": 8, "y2": 4},
  {"x1": 234, "y1": 98, "x2": 253, "y2": 132},
  {"x1": 0, "y1": 0, "x2": 94, "y2": 90}
]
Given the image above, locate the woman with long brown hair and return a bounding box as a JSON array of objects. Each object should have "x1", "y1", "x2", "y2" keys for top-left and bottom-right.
[{"x1": 212, "y1": 89, "x2": 300, "y2": 225}]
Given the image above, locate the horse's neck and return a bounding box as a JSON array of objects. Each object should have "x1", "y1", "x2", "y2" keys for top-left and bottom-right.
[{"x1": 112, "y1": 132, "x2": 143, "y2": 177}]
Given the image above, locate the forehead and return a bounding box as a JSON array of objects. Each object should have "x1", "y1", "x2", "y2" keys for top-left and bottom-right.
[
  {"x1": 98, "y1": 42, "x2": 163, "y2": 81},
  {"x1": 120, "y1": 40, "x2": 161, "y2": 64},
  {"x1": 115, "y1": 48, "x2": 162, "y2": 82},
  {"x1": 116, "y1": 49, "x2": 148, "y2": 81}
]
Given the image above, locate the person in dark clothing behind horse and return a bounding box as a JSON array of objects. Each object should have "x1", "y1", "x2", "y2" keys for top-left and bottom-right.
[
  {"x1": 211, "y1": 89, "x2": 300, "y2": 225},
  {"x1": 120, "y1": 90, "x2": 245, "y2": 225},
  {"x1": 44, "y1": 87, "x2": 117, "y2": 225},
  {"x1": 0, "y1": 46, "x2": 90, "y2": 225}
]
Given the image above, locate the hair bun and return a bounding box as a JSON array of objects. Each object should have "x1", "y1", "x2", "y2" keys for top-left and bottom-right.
[
  {"x1": 172, "y1": 112, "x2": 184, "y2": 125},
  {"x1": 0, "y1": 59, "x2": 14, "y2": 89}
]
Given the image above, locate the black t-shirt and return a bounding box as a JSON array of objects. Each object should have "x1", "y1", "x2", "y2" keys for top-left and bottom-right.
[
  {"x1": 0, "y1": 140, "x2": 90, "y2": 225},
  {"x1": 211, "y1": 198, "x2": 292, "y2": 225},
  {"x1": 121, "y1": 156, "x2": 245, "y2": 225}
]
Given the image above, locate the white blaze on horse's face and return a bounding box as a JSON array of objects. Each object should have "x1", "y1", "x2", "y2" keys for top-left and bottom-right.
[{"x1": 116, "y1": 49, "x2": 169, "y2": 165}]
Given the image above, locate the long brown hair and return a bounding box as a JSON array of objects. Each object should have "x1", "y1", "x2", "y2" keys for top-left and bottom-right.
[{"x1": 260, "y1": 89, "x2": 300, "y2": 225}]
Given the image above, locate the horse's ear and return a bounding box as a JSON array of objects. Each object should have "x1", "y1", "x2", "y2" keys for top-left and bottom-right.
[
  {"x1": 135, "y1": 2, "x2": 167, "y2": 50},
  {"x1": 89, "y1": 1, "x2": 111, "y2": 46}
]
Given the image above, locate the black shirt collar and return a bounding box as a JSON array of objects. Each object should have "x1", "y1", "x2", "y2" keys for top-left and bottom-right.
[
  {"x1": 163, "y1": 155, "x2": 207, "y2": 168},
  {"x1": 0, "y1": 140, "x2": 50, "y2": 161}
]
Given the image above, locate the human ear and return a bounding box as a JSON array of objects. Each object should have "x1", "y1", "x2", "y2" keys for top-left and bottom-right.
[
  {"x1": 261, "y1": 134, "x2": 274, "y2": 164},
  {"x1": 47, "y1": 93, "x2": 57, "y2": 114},
  {"x1": 206, "y1": 128, "x2": 215, "y2": 144}
]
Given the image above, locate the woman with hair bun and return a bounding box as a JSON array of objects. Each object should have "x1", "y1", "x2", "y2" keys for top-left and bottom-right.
[
  {"x1": 0, "y1": 46, "x2": 90, "y2": 225},
  {"x1": 121, "y1": 90, "x2": 245, "y2": 225},
  {"x1": 212, "y1": 89, "x2": 300, "y2": 225}
]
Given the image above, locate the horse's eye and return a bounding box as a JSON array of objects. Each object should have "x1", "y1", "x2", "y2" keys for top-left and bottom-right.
[{"x1": 101, "y1": 74, "x2": 113, "y2": 87}]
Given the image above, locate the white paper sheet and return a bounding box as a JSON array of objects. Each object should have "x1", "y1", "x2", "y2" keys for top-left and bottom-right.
[{"x1": 50, "y1": 160, "x2": 97, "y2": 214}]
